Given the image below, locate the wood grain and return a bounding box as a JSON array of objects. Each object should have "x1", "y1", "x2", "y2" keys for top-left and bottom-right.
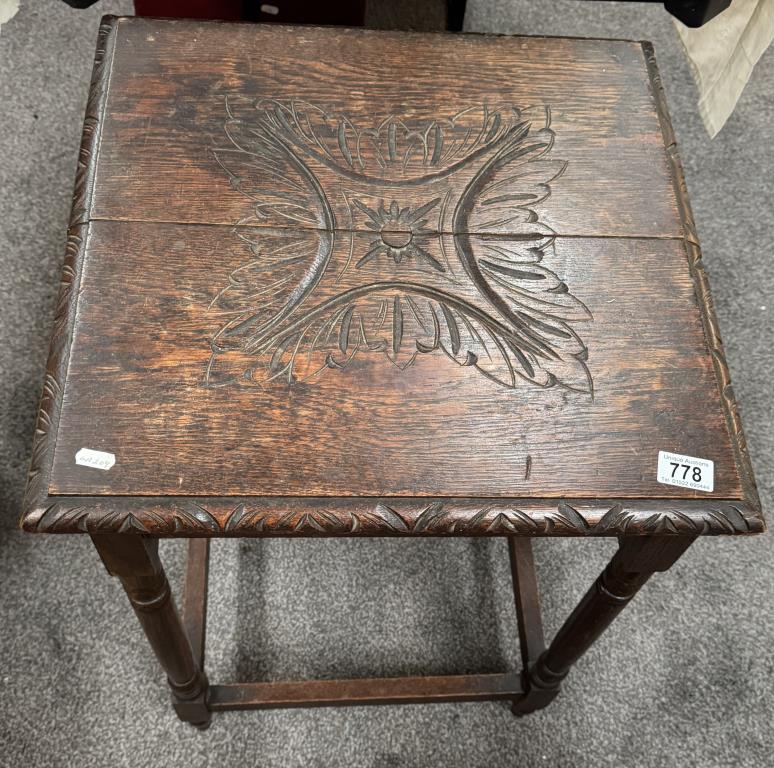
[
  {"x1": 19, "y1": 18, "x2": 762, "y2": 537},
  {"x1": 89, "y1": 18, "x2": 681, "y2": 239},
  {"x1": 208, "y1": 673, "x2": 523, "y2": 709},
  {"x1": 47, "y1": 221, "x2": 739, "y2": 499}
]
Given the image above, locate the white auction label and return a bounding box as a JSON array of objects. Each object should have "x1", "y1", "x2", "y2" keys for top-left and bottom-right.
[
  {"x1": 75, "y1": 448, "x2": 115, "y2": 471},
  {"x1": 657, "y1": 451, "x2": 713, "y2": 492}
]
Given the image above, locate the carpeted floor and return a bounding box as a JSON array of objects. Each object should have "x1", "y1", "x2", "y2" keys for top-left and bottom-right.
[{"x1": 0, "y1": 1, "x2": 772, "y2": 766}]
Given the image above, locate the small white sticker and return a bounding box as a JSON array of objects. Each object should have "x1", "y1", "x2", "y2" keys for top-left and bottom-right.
[
  {"x1": 657, "y1": 451, "x2": 713, "y2": 492},
  {"x1": 75, "y1": 448, "x2": 115, "y2": 471}
]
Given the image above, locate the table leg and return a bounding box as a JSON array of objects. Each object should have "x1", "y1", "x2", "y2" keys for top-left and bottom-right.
[
  {"x1": 512, "y1": 535, "x2": 695, "y2": 715},
  {"x1": 91, "y1": 534, "x2": 211, "y2": 729}
]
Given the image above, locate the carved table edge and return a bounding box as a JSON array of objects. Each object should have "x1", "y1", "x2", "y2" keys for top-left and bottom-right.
[
  {"x1": 20, "y1": 495, "x2": 765, "y2": 536},
  {"x1": 643, "y1": 41, "x2": 763, "y2": 525},
  {"x1": 20, "y1": 19, "x2": 115, "y2": 534},
  {"x1": 19, "y1": 30, "x2": 765, "y2": 541}
]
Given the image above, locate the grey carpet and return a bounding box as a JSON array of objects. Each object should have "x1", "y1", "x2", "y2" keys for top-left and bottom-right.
[{"x1": 0, "y1": 1, "x2": 772, "y2": 766}]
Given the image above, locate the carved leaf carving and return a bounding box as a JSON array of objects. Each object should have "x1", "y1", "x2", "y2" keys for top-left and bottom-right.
[
  {"x1": 250, "y1": 99, "x2": 525, "y2": 182},
  {"x1": 24, "y1": 498, "x2": 764, "y2": 537},
  {"x1": 209, "y1": 99, "x2": 592, "y2": 393}
]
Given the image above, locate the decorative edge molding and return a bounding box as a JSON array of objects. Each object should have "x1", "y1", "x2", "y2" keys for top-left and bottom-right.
[
  {"x1": 21, "y1": 228, "x2": 84, "y2": 515},
  {"x1": 70, "y1": 17, "x2": 118, "y2": 227},
  {"x1": 642, "y1": 41, "x2": 764, "y2": 533},
  {"x1": 641, "y1": 42, "x2": 698, "y2": 247},
  {"x1": 20, "y1": 18, "x2": 119, "y2": 528},
  {"x1": 21, "y1": 496, "x2": 765, "y2": 536}
]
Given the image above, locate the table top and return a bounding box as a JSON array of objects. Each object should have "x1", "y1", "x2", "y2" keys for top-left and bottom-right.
[{"x1": 21, "y1": 17, "x2": 762, "y2": 537}]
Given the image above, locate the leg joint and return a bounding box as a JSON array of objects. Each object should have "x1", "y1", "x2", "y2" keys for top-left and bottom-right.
[
  {"x1": 529, "y1": 655, "x2": 567, "y2": 691},
  {"x1": 128, "y1": 576, "x2": 171, "y2": 613}
]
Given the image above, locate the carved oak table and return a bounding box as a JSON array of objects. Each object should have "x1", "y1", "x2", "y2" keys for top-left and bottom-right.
[{"x1": 21, "y1": 17, "x2": 764, "y2": 730}]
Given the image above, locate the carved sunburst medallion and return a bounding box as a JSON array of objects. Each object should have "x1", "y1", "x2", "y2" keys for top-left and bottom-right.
[
  {"x1": 355, "y1": 198, "x2": 444, "y2": 272},
  {"x1": 207, "y1": 98, "x2": 593, "y2": 393}
]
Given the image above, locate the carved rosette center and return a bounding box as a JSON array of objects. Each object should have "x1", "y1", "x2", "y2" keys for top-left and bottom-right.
[{"x1": 380, "y1": 228, "x2": 413, "y2": 250}]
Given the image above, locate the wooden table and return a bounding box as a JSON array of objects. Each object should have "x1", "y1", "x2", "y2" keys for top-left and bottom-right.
[{"x1": 21, "y1": 17, "x2": 764, "y2": 730}]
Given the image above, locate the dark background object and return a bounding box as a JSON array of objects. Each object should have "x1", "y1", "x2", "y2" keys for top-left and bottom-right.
[
  {"x1": 664, "y1": 0, "x2": 731, "y2": 26},
  {"x1": 132, "y1": 0, "x2": 244, "y2": 19},
  {"x1": 590, "y1": 0, "x2": 731, "y2": 28},
  {"x1": 130, "y1": 0, "x2": 366, "y2": 24},
  {"x1": 58, "y1": 0, "x2": 733, "y2": 27},
  {"x1": 242, "y1": 0, "x2": 366, "y2": 24}
]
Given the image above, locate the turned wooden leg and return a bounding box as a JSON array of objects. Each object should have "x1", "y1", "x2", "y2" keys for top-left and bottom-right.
[
  {"x1": 91, "y1": 534, "x2": 211, "y2": 729},
  {"x1": 512, "y1": 535, "x2": 695, "y2": 715}
]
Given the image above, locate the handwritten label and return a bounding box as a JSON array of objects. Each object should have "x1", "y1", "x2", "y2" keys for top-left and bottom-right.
[
  {"x1": 657, "y1": 451, "x2": 713, "y2": 492},
  {"x1": 75, "y1": 448, "x2": 115, "y2": 471}
]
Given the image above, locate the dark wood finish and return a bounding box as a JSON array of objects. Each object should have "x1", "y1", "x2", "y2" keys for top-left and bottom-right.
[
  {"x1": 20, "y1": 18, "x2": 763, "y2": 731},
  {"x1": 23, "y1": 497, "x2": 763, "y2": 536},
  {"x1": 643, "y1": 42, "x2": 759, "y2": 516},
  {"x1": 44, "y1": 226, "x2": 738, "y2": 500},
  {"x1": 513, "y1": 535, "x2": 694, "y2": 714},
  {"x1": 209, "y1": 673, "x2": 523, "y2": 710},
  {"x1": 19, "y1": 18, "x2": 761, "y2": 537},
  {"x1": 91, "y1": 534, "x2": 211, "y2": 728},
  {"x1": 182, "y1": 538, "x2": 209, "y2": 669},
  {"x1": 508, "y1": 538, "x2": 545, "y2": 669},
  {"x1": 90, "y1": 22, "x2": 681, "y2": 239}
]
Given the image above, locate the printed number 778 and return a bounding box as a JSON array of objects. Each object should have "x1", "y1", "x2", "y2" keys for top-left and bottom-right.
[{"x1": 670, "y1": 462, "x2": 702, "y2": 483}]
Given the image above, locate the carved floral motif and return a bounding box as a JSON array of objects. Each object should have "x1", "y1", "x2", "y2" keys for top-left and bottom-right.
[{"x1": 207, "y1": 99, "x2": 593, "y2": 393}]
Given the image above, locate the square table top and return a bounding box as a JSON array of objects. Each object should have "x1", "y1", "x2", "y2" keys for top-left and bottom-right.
[{"x1": 21, "y1": 17, "x2": 763, "y2": 537}]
